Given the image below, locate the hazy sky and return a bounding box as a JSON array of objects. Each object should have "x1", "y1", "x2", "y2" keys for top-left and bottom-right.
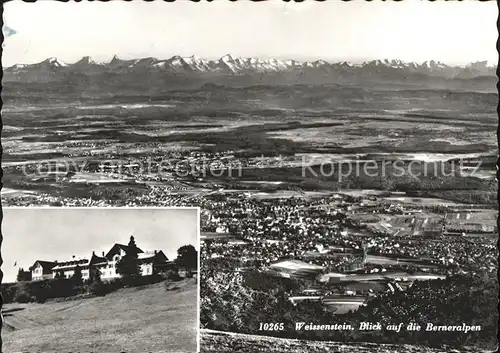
[
  {"x1": 2, "y1": 208, "x2": 199, "y2": 283},
  {"x1": 2, "y1": 1, "x2": 497, "y2": 67}
]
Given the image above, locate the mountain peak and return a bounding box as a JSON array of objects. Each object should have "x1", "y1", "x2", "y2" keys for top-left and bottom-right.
[
  {"x1": 167, "y1": 55, "x2": 186, "y2": 65},
  {"x1": 221, "y1": 54, "x2": 234, "y2": 62},
  {"x1": 313, "y1": 59, "x2": 329, "y2": 66},
  {"x1": 466, "y1": 60, "x2": 489, "y2": 70},
  {"x1": 42, "y1": 57, "x2": 67, "y2": 67},
  {"x1": 76, "y1": 56, "x2": 96, "y2": 65}
]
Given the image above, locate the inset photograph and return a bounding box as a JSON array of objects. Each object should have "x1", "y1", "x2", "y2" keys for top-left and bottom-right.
[{"x1": 1, "y1": 207, "x2": 199, "y2": 353}]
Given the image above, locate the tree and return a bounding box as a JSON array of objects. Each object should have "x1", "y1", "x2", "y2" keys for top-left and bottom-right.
[
  {"x1": 175, "y1": 245, "x2": 198, "y2": 270},
  {"x1": 17, "y1": 268, "x2": 32, "y2": 282},
  {"x1": 71, "y1": 265, "x2": 84, "y2": 293},
  {"x1": 88, "y1": 261, "x2": 102, "y2": 284},
  {"x1": 54, "y1": 270, "x2": 65, "y2": 280},
  {"x1": 73, "y1": 265, "x2": 83, "y2": 283},
  {"x1": 92, "y1": 267, "x2": 102, "y2": 283},
  {"x1": 116, "y1": 236, "x2": 141, "y2": 281},
  {"x1": 89, "y1": 266, "x2": 105, "y2": 296}
]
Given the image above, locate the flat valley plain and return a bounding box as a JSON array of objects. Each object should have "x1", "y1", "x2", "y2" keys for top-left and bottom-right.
[{"x1": 2, "y1": 82, "x2": 497, "y2": 207}]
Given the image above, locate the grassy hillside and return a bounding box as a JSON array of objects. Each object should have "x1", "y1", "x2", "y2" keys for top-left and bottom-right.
[
  {"x1": 2, "y1": 279, "x2": 198, "y2": 353},
  {"x1": 200, "y1": 330, "x2": 494, "y2": 353}
]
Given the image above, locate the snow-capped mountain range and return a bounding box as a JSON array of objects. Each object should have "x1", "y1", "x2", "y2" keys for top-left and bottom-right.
[{"x1": 4, "y1": 54, "x2": 495, "y2": 78}]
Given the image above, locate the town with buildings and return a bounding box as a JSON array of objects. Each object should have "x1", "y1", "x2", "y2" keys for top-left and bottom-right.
[{"x1": 199, "y1": 190, "x2": 497, "y2": 330}]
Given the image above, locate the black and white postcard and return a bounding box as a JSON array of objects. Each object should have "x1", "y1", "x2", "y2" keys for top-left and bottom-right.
[{"x1": 0, "y1": 1, "x2": 498, "y2": 353}]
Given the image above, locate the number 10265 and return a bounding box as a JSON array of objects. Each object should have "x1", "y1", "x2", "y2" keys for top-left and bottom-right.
[{"x1": 259, "y1": 323, "x2": 285, "y2": 331}]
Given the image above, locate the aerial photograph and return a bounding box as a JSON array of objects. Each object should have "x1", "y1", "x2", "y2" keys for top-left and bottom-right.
[{"x1": 1, "y1": 1, "x2": 498, "y2": 353}]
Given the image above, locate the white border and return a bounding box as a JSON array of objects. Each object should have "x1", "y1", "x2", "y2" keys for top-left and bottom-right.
[{"x1": 2, "y1": 206, "x2": 201, "y2": 353}]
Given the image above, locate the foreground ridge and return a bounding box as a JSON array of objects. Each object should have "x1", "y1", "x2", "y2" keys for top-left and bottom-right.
[{"x1": 200, "y1": 329, "x2": 496, "y2": 353}]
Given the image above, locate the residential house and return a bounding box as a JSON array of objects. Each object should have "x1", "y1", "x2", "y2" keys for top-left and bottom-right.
[{"x1": 30, "y1": 261, "x2": 57, "y2": 281}]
